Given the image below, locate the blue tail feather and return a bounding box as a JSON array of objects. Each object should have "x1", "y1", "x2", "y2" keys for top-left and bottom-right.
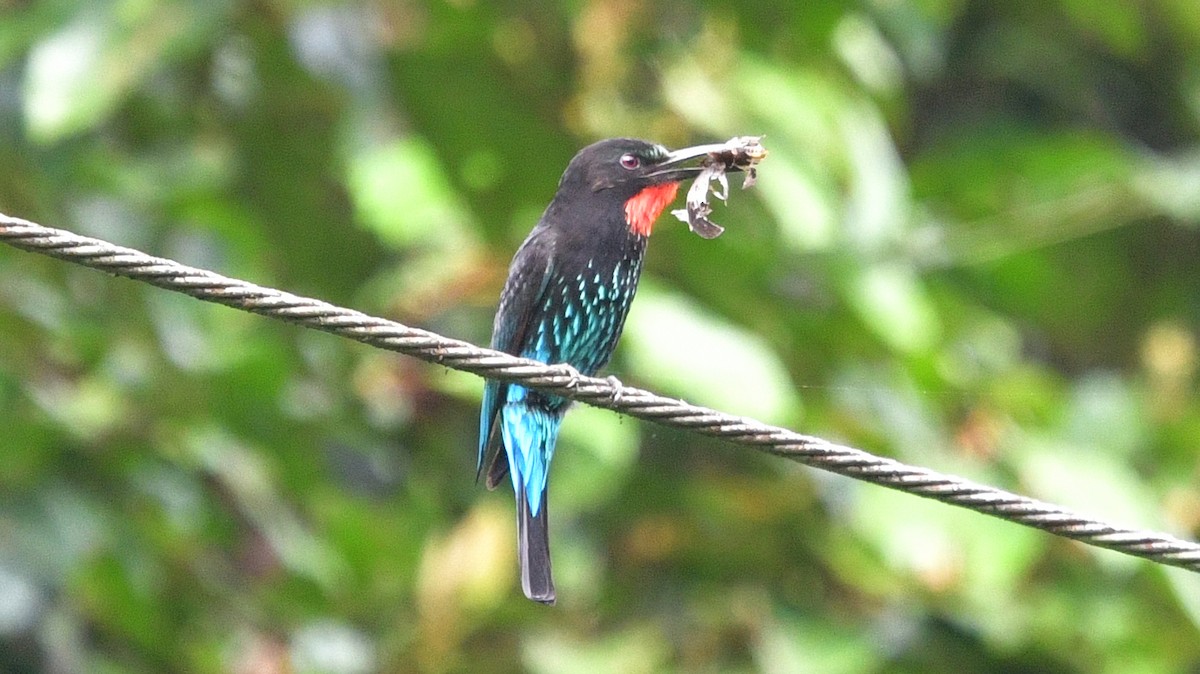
[
  {"x1": 478, "y1": 379, "x2": 501, "y2": 474},
  {"x1": 499, "y1": 392, "x2": 562, "y2": 518}
]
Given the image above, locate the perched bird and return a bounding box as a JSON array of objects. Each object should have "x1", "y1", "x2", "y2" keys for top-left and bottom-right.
[{"x1": 478, "y1": 138, "x2": 720, "y2": 605}]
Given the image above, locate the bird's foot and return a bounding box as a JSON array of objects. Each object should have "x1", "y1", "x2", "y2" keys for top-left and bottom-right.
[
  {"x1": 558, "y1": 363, "x2": 583, "y2": 389},
  {"x1": 605, "y1": 375, "x2": 625, "y2": 404}
]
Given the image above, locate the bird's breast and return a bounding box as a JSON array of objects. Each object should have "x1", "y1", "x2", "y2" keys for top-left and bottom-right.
[{"x1": 528, "y1": 255, "x2": 644, "y2": 375}]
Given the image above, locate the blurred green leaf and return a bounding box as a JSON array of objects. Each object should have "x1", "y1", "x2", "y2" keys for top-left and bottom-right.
[
  {"x1": 347, "y1": 137, "x2": 474, "y2": 248},
  {"x1": 24, "y1": 18, "x2": 114, "y2": 142},
  {"x1": 847, "y1": 262, "x2": 941, "y2": 354},
  {"x1": 623, "y1": 283, "x2": 802, "y2": 424},
  {"x1": 523, "y1": 625, "x2": 669, "y2": 674}
]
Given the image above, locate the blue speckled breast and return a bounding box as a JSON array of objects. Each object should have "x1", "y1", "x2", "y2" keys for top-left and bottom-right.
[{"x1": 524, "y1": 255, "x2": 643, "y2": 387}]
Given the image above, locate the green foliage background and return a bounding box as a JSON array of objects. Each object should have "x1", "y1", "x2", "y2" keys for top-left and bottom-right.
[{"x1": 2, "y1": 1, "x2": 1200, "y2": 672}]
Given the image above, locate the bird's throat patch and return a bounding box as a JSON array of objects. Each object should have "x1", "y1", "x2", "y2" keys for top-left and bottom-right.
[{"x1": 624, "y1": 182, "x2": 680, "y2": 237}]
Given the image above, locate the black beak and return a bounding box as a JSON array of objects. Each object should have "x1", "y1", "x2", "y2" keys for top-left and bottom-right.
[{"x1": 646, "y1": 143, "x2": 736, "y2": 182}]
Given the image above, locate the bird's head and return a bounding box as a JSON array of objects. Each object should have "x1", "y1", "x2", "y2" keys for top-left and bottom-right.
[{"x1": 553, "y1": 138, "x2": 722, "y2": 237}]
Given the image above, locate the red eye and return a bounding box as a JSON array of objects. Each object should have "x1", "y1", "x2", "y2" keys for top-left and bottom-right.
[{"x1": 619, "y1": 153, "x2": 640, "y2": 170}]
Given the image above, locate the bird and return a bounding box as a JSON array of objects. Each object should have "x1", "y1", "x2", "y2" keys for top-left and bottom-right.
[{"x1": 478, "y1": 138, "x2": 721, "y2": 605}]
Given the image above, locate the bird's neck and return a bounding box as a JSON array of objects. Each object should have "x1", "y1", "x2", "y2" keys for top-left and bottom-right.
[{"x1": 623, "y1": 183, "x2": 680, "y2": 237}]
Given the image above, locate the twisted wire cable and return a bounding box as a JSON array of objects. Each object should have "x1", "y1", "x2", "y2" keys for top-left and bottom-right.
[{"x1": 3, "y1": 211, "x2": 1198, "y2": 572}]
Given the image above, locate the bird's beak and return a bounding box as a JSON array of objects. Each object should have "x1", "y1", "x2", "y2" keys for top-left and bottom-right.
[{"x1": 646, "y1": 143, "x2": 736, "y2": 182}]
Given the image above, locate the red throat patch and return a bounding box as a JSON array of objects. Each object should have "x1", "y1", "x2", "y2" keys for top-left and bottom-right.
[{"x1": 624, "y1": 182, "x2": 680, "y2": 237}]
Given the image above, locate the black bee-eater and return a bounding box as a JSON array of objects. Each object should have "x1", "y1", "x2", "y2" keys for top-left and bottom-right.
[{"x1": 478, "y1": 138, "x2": 724, "y2": 604}]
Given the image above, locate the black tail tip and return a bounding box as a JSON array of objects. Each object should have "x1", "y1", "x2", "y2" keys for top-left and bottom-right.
[
  {"x1": 517, "y1": 485, "x2": 556, "y2": 605},
  {"x1": 521, "y1": 568, "x2": 556, "y2": 605},
  {"x1": 526, "y1": 588, "x2": 557, "y2": 606}
]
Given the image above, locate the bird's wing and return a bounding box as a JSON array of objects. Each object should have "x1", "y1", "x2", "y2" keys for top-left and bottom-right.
[{"x1": 478, "y1": 231, "x2": 556, "y2": 485}]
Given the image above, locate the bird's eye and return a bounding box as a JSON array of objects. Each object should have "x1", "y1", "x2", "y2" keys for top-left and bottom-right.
[{"x1": 619, "y1": 153, "x2": 640, "y2": 170}]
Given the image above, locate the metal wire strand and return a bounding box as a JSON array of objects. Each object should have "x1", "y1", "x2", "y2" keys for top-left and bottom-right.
[{"x1": 3, "y1": 211, "x2": 1198, "y2": 572}]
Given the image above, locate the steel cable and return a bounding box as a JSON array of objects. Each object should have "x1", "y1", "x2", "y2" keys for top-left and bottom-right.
[{"x1": 3, "y1": 212, "x2": 1198, "y2": 572}]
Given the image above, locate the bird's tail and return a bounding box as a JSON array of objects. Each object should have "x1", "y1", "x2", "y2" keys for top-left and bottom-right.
[
  {"x1": 518, "y1": 484, "x2": 555, "y2": 604},
  {"x1": 500, "y1": 399, "x2": 561, "y2": 605}
]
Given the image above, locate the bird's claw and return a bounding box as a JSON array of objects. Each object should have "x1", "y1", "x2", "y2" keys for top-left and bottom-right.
[
  {"x1": 559, "y1": 363, "x2": 583, "y2": 389},
  {"x1": 605, "y1": 375, "x2": 624, "y2": 404}
]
